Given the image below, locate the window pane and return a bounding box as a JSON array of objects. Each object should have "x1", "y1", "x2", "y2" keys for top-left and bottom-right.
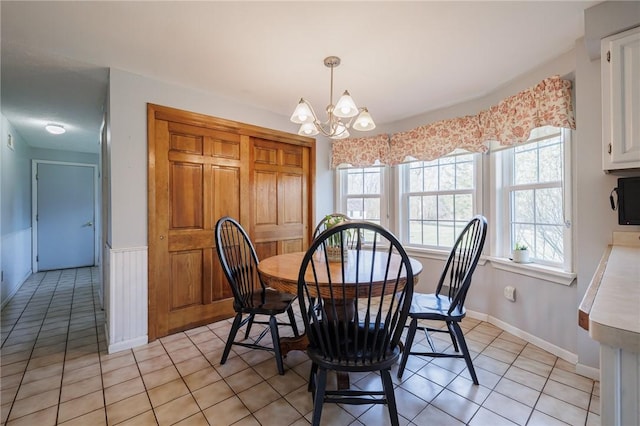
[
  {"x1": 363, "y1": 198, "x2": 380, "y2": 220},
  {"x1": 422, "y1": 222, "x2": 438, "y2": 246},
  {"x1": 536, "y1": 188, "x2": 563, "y2": 224},
  {"x1": 513, "y1": 190, "x2": 534, "y2": 222},
  {"x1": 438, "y1": 194, "x2": 454, "y2": 220},
  {"x1": 347, "y1": 170, "x2": 363, "y2": 194},
  {"x1": 409, "y1": 167, "x2": 423, "y2": 192},
  {"x1": 408, "y1": 221, "x2": 423, "y2": 245},
  {"x1": 512, "y1": 223, "x2": 534, "y2": 252},
  {"x1": 514, "y1": 147, "x2": 537, "y2": 185},
  {"x1": 439, "y1": 164, "x2": 456, "y2": 190},
  {"x1": 347, "y1": 198, "x2": 363, "y2": 219},
  {"x1": 363, "y1": 170, "x2": 380, "y2": 194},
  {"x1": 456, "y1": 161, "x2": 473, "y2": 189},
  {"x1": 537, "y1": 225, "x2": 563, "y2": 262},
  {"x1": 454, "y1": 194, "x2": 473, "y2": 219},
  {"x1": 539, "y1": 143, "x2": 562, "y2": 183},
  {"x1": 424, "y1": 165, "x2": 438, "y2": 191},
  {"x1": 438, "y1": 221, "x2": 456, "y2": 247},
  {"x1": 423, "y1": 196, "x2": 437, "y2": 220},
  {"x1": 409, "y1": 196, "x2": 422, "y2": 220}
]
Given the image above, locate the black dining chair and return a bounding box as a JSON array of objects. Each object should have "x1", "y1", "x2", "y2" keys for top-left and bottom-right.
[
  {"x1": 397, "y1": 215, "x2": 487, "y2": 384},
  {"x1": 298, "y1": 221, "x2": 414, "y2": 426},
  {"x1": 214, "y1": 216, "x2": 299, "y2": 375}
]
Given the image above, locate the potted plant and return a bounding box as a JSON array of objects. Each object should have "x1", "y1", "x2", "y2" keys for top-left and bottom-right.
[
  {"x1": 512, "y1": 243, "x2": 530, "y2": 263},
  {"x1": 324, "y1": 215, "x2": 350, "y2": 262}
]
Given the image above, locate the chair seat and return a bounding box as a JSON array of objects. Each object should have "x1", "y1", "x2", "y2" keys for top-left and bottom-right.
[
  {"x1": 409, "y1": 293, "x2": 465, "y2": 320},
  {"x1": 236, "y1": 289, "x2": 296, "y2": 315}
]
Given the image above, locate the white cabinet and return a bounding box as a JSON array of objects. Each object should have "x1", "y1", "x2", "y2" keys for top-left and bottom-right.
[{"x1": 602, "y1": 26, "x2": 640, "y2": 172}]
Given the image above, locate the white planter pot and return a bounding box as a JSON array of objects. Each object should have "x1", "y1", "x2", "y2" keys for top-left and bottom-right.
[{"x1": 512, "y1": 249, "x2": 530, "y2": 263}]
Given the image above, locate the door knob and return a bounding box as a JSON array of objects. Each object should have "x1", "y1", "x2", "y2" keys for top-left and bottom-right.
[{"x1": 85, "y1": 221, "x2": 93, "y2": 227}]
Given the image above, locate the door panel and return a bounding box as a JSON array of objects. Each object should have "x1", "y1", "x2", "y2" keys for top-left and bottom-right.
[{"x1": 37, "y1": 163, "x2": 95, "y2": 271}]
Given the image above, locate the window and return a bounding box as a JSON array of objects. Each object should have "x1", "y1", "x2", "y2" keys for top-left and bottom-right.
[
  {"x1": 497, "y1": 127, "x2": 571, "y2": 269},
  {"x1": 401, "y1": 152, "x2": 480, "y2": 249},
  {"x1": 336, "y1": 166, "x2": 386, "y2": 228}
]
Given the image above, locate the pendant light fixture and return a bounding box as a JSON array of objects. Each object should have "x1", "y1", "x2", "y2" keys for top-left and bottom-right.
[{"x1": 290, "y1": 56, "x2": 376, "y2": 139}]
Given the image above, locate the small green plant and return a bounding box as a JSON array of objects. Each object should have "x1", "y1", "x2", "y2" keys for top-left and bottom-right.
[
  {"x1": 325, "y1": 214, "x2": 348, "y2": 247},
  {"x1": 514, "y1": 242, "x2": 528, "y2": 251}
]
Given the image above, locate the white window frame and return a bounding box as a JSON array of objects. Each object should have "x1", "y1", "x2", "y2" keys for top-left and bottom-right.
[
  {"x1": 493, "y1": 127, "x2": 573, "y2": 274},
  {"x1": 334, "y1": 165, "x2": 389, "y2": 230},
  {"x1": 398, "y1": 151, "x2": 483, "y2": 251}
]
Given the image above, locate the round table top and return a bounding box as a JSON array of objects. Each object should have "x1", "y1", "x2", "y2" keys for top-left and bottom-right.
[{"x1": 258, "y1": 250, "x2": 422, "y2": 298}]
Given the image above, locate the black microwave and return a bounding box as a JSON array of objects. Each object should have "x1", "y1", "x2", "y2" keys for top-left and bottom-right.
[{"x1": 612, "y1": 177, "x2": 640, "y2": 225}]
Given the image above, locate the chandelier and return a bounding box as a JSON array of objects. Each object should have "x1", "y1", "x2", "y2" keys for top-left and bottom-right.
[{"x1": 290, "y1": 56, "x2": 376, "y2": 140}]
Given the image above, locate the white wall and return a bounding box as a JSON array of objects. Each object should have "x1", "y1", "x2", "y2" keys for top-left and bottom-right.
[{"x1": 1, "y1": 117, "x2": 33, "y2": 305}]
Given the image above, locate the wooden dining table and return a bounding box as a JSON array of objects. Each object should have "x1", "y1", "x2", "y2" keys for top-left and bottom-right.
[{"x1": 258, "y1": 249, "x2": 422, "y2": 388}]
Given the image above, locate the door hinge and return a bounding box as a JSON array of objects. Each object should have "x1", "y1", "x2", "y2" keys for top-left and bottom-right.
[
  {"x1": 608, "y1": 143, "x2": 612, "y2": 154},
  {"x1": 607, "y1": 50, "x2": 610, "y2": 63},
  {"x1": 36, "y1": 255, "x2": 39, "y2": 262}
]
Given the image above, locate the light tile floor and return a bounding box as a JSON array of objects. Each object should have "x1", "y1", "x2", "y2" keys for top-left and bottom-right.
[{"x1": 1, "y1": 268, "x2": 601, "y2": 425}]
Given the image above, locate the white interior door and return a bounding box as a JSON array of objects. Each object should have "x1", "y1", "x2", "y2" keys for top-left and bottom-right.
[{"x1": 36, "y1": 162, "x2": 96, "y2": 271}]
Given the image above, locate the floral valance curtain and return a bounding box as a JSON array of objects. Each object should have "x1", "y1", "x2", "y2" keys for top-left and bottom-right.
[{"x1": 331, "y1": 75, "x2": 575, "y2": 168}]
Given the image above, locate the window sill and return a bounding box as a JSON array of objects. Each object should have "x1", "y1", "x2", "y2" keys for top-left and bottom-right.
[
  {"x1": 403, "y1": 247, "x2": 575, "y2": 286},
  {"x1": 489, "y1": 256, "x2": 576, "y2": 286}
]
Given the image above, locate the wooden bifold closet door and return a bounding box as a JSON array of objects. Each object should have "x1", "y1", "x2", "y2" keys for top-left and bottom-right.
[{"x1": 148, "y1": 104, "x2": 315, "y2": 340}]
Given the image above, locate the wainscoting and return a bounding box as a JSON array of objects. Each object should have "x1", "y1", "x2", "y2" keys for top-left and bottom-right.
[
  {"x1": 0, "y1": 227, "x2": 32, "y2": 307},
  {"x1": 104, "y1": 245, "x2": 148, "y2": 353}
]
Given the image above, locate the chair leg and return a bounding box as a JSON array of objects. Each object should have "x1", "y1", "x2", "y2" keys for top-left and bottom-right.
[
  {"x1": 446, "y1": 321, "x2": 460, "y2": 352},
  {"x1": 308, "y1": 362, "x2": 318, "y2": 393},
  {"x1": 286, "y1": 306, "x2": 299, "y2": 337},
  {"x1": 311, "y1": 368, "x2": 327, "y2": 426},
  {"x1": 269, "y1": 315, "x2": 285, "y2": 375},
  {"x1": 381, "y1": 369, "x2": 399, "y2": 426},
  {"x1": 221, "y1": 313, "x2": 242, "y2": 364},
  {"x1": 244, "y1": 314, "x2": 255, "y2": 340},
  {"x1": 398, "y1": 317, "x2": 418, "y2": 378},
  {"x1": 452, "y1": 322, "x2": 478, "y2": 385}
]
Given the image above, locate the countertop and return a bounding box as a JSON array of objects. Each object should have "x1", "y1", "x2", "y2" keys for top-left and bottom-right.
[{"x1": 578, "y1": 232, "x2": 640, "y2": 353}]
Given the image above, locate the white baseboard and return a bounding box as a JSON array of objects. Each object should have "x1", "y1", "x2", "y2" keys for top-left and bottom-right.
[
  {"x1": 105, "y1": 324, "x2": 148, "y2": 354},
  {"x1": 467, "y1": 309, "x2": 594, "y2": 373},
  {"x1": 575, "y1": 363, "x2": 600, "y2": 381}
]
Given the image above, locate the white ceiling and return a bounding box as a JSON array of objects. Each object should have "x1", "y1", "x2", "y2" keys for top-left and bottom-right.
[{"x1": 1, "y1": 1, "x2": 599, "y2": 154}]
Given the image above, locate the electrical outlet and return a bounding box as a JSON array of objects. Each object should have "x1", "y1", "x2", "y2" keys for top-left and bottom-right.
[{"x1": 504, "y1": 286, "x2": 516, "y2": 302}]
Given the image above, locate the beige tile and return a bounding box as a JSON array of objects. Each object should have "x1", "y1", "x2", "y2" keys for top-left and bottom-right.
[
  {"x1": 57, "y1": 390, "x2": 104, "y2": 423},
  {"x1": 513, "y1": 356, "x2": 553, "y2": 378},
  {"x1": 15, "y1": 374, "x2": 61, "y2": 400},
  {"x1": 62, "y1": 362, "x2": 101, "y2": 385},
  {"x1": 253, "y1": 398, "x2": 302, "y2": 426},
  {"x1": 167, "y1": 345, "x2": 201, "y2": 364},
  {"x1": 183, "y1": 367, "x2": 222, "y2": 392},
  {"x1": 132, "y1": 342, "x2": 166, "y2": 362},
  {"x1": 7, "y1": 388, "x2": 59, "y2": 420},
  {"x1": 21, "y1": 362, "x2": 63, "y2": 384},
  {"x1": 431, "y1": 388, "x2": 480, "y2": 424},
  {"x1": 153, "y1": 394, "x2": 200, "y2": 425},
  {"x1": 214, "y1": 355, "x2": 250, "y2": 378},
  {"x1": 482, "y1": 346, "x2": 518, "y2": 364},
  {"x1": 63, "y1": 353, "x2": 100, "y2": 372},
  {"x1": 137, "y1": 353, "x2": 173, "y2": 375},
  {"x1": 224, "y1": 367, "x2": 265, "y2": 394},
  {"x1": 5, "y1": 405, "x2": 57, "y2": 426},
  {"x1": 0, "y1": 360, "x2": 27, "y2": 378},
  {"x1": 521, "y1": 345, "x2": 557, "y2": 366},
  {"x1": 543, "y1": 379, "x2": 591, "y2": 410},
  {"x1": 503, "y1": 366, "x2": 547, "y2": 391},
  {"x1": 549, "y1": 367, "x2": 595, "y2": 393},
  {"x1": 482, "y1": 391, "x2": 532, "y2": 424},
  {"x1": 191, "y1": 380, "x2": 235, "y2": 410},
  {"x1": 100, "y1": 352, "x2": 136, "y2": 374},
  {"x1": 267, "y1": 370, "x2": 307, "y2": 396},
  {"x1": 202, "y1": 396, "x2": 251, "y2": 426},
  {"x1": 58, "y1": 408, "x2": 106, "y2": 426},
  {"x1": 175, "y1": 355, "x2": 211, "y2": 377},
  {"x1": 398, "y1": 371, "x2": 444, "y2": 403},
  {"x1": 1, "y1": 402, "x2": 12, "y2": 423},
  {"x1": 60, "y1": 374, "x2": 103, "y2": 402},
  {"x1": 114, "y1": 409, "x2": 157, "y2": 425},
  {"x1": 469, "y1": 407, "x2": 518, "y2": 426},
  {"x1": 535, "y1": 393, "x2": 588, "y2": 425},
  {"x1": 104, "y1": 377, "x2": 146, "y2": 406},
  {"x1": 494, "y1": 377, "x2": 540, "y2": 407},
  {"x1": 237, "y1": 381, "x2": 281, "y2": 413},
  {"x1": 102, "y1": 364, "x2": 140, "y2": 388},
  {"x1": 172, "y1": 411, "x2": 210, "y2": 425},
  {"x1": 446, "y1": 376, "x2": 491, "y2": 406},
  {"x1": 106, "y1": 392, "x2": 152, "y2": 425},
  {"x1": 1, "y1": 385, "x2": 19, "y2": 406},
  {"x1": 147, "y1": 378, "x2": 189, "y2": 407},
  {"x1": 142, "y1": 365, "x2": 180, "y2": 390}
]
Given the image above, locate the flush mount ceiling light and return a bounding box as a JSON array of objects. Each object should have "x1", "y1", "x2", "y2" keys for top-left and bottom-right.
[
  {"x1": 45, "y1": 124, "x2": 66, "y2": 135},
  {"x1": 290, "y1": 56, "x2": 376, "y2": 140}
]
